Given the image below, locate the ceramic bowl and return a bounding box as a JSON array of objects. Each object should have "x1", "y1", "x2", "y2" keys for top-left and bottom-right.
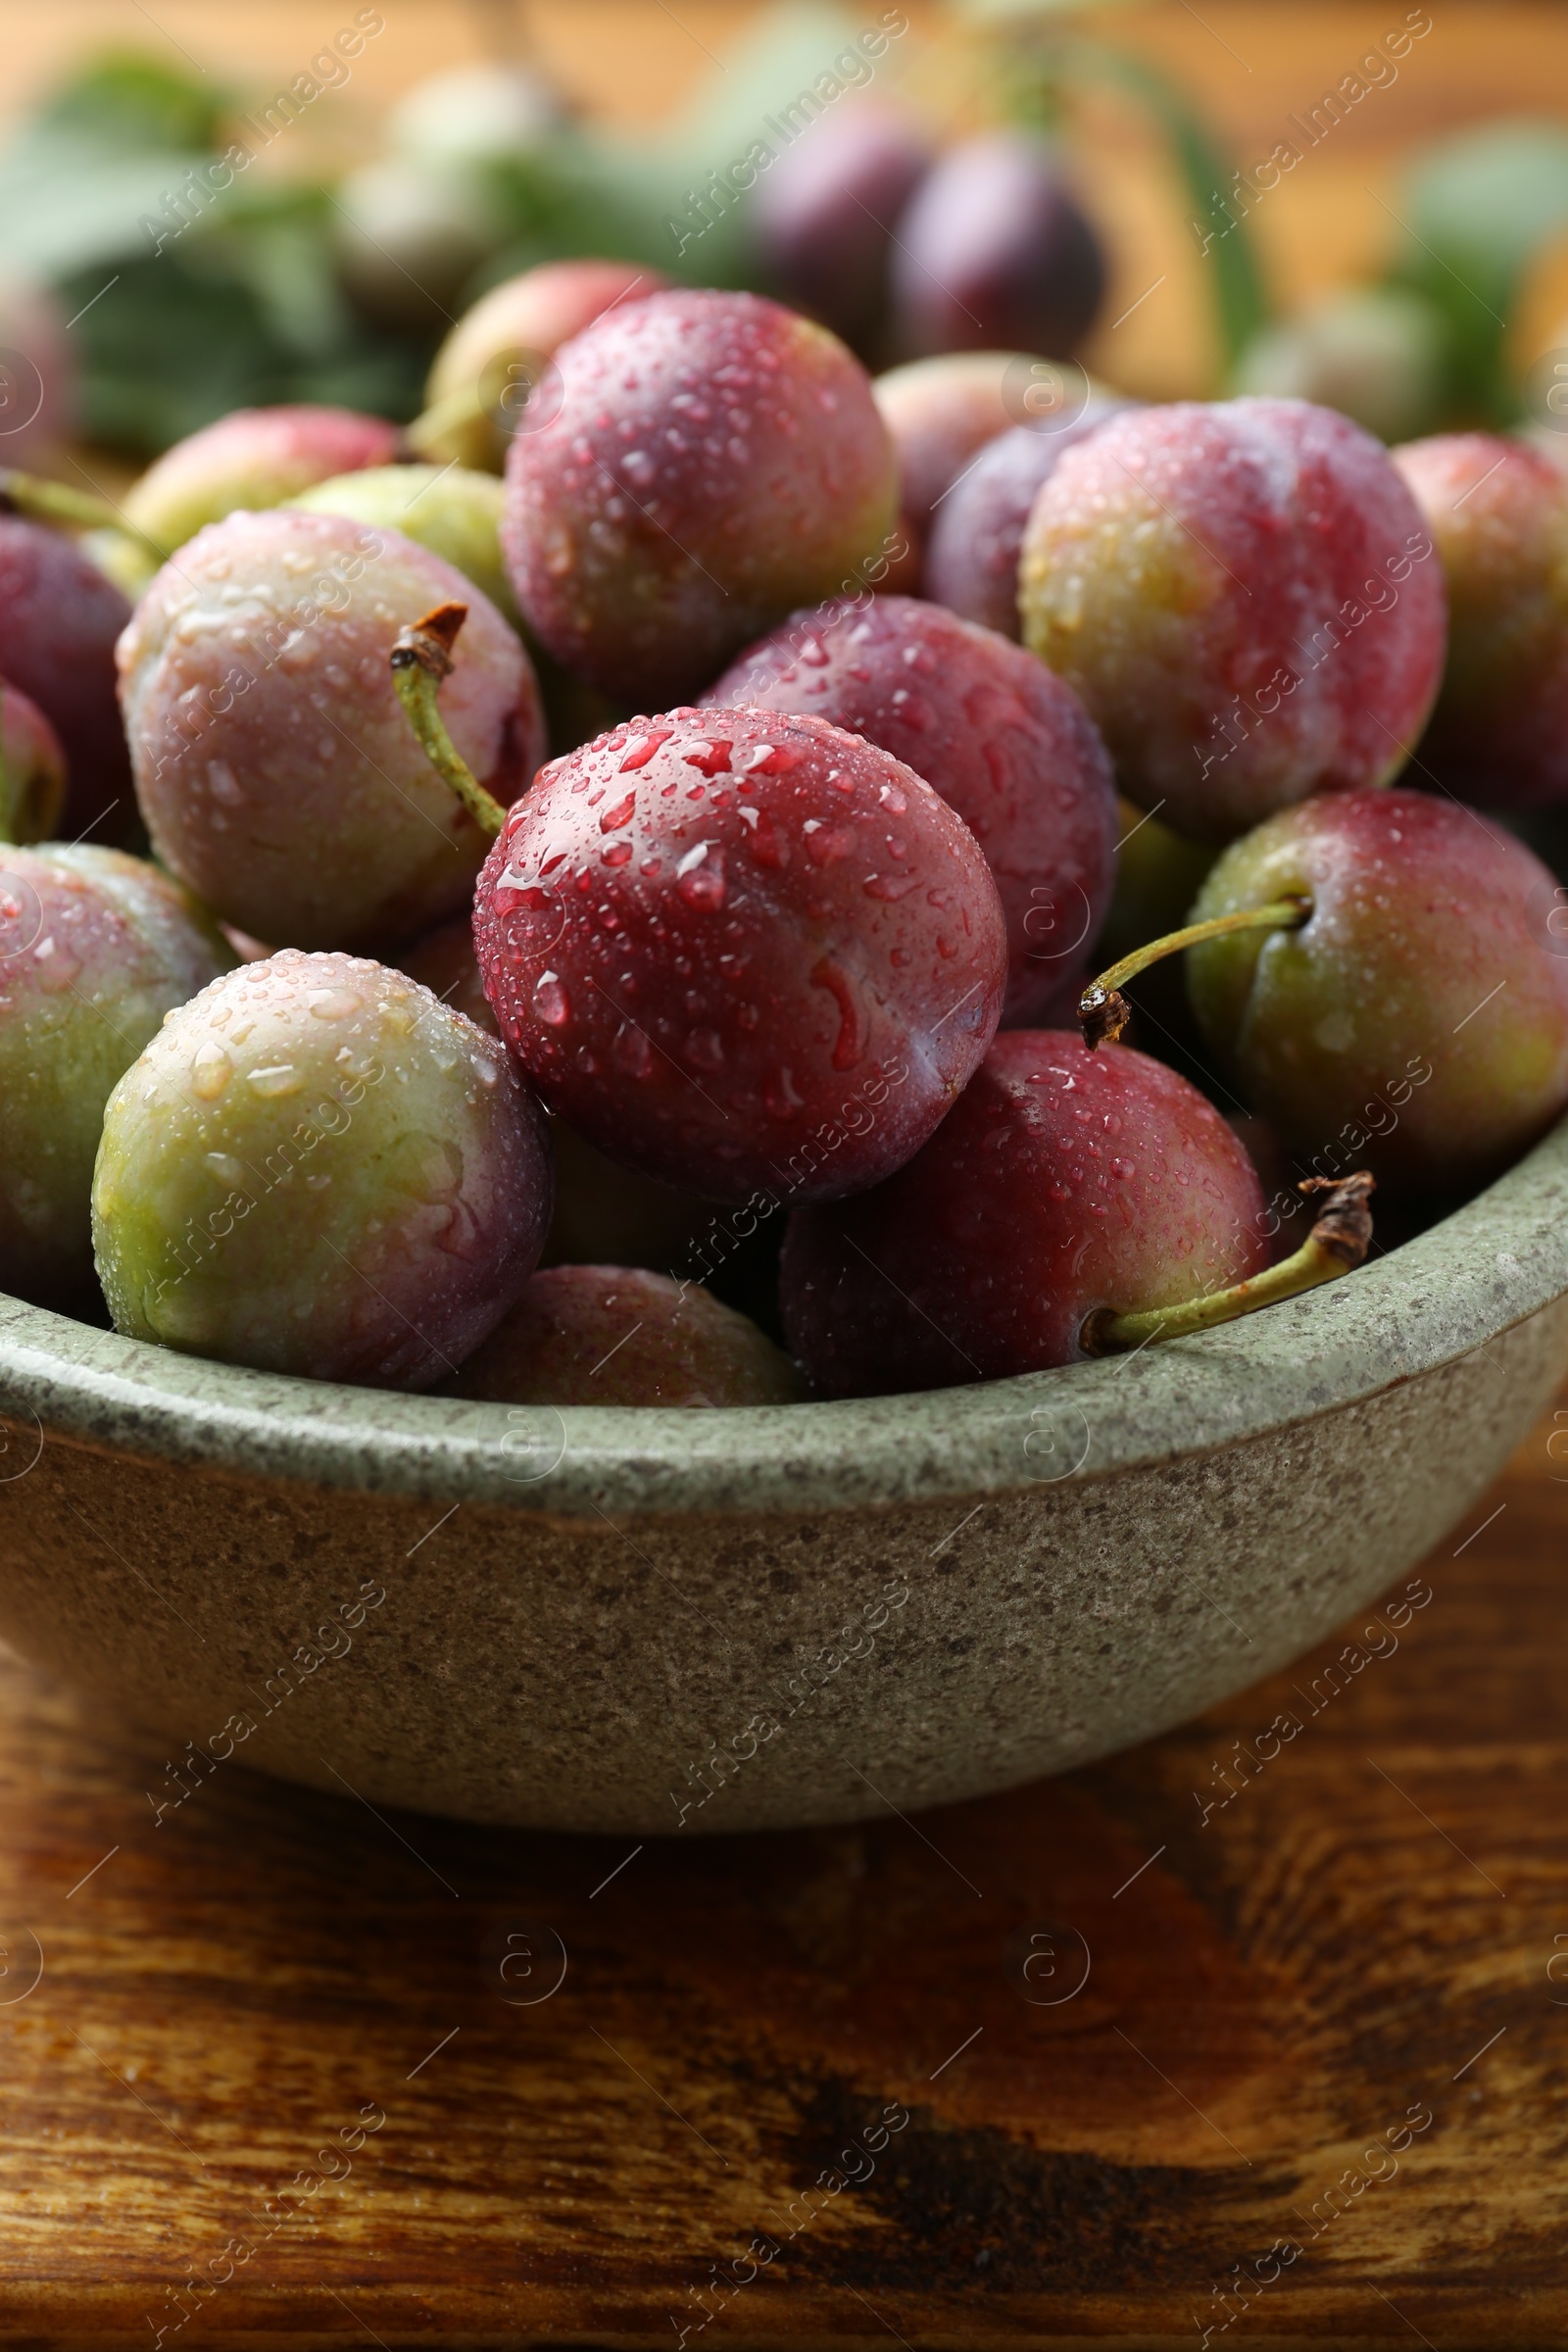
[{"x1": 3, "y1": 1117, "x2": 1567, "y2": 1836}]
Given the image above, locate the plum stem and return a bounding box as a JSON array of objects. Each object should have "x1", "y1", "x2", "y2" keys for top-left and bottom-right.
[
  {"x1": 1081, "y1": 1171, "x2": 1376, "y2": 1355},
  {"x1": 389, "y1": 601, "x2": 507, "y2": 839},
  {"x1": 402, "y1": 385, "x2": 486, "y2": 465},
  {"x1": 0, "y1": 467, "x2": 167, "y2": 562},
  {"x1": 1078, "y1": 895, "x2": 1311, "y2": 1049}
]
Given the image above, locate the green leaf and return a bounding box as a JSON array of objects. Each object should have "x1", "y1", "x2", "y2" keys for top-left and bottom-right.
[
  {"x1": 36, "y1": 50, "x2": 227, "y2": 153},
  {"x1": 1386, "y1": 119, "x2": 1568, "y2": 423},
  {"x1": 1403, "y1": 119, "x2": 1568, "y2": 290},
  {"x1": 56, "y1": 250, "x2": 425, "y2": 454},
  {"x1": 0, "y1": 127, "x2": 212, "y2": 278},
  {"x1": 1004, "y1": 32, "x2": 1270, "y2": 371}
]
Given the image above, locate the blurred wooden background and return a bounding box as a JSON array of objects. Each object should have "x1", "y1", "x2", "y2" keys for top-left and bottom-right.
[{"x1": 3, "y1": 3, "x2": 1568, "y2": 399}]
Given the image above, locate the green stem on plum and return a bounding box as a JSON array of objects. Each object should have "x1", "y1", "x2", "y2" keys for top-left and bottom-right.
[
  {"x1": 1082, "y1": 1172, "x2": 1375, "y2": 1357},
  {"x1": 389, "y1": 601, "x2": 508, "y2": 838},
  {"x1": 0, "y1": 468, "x2": 167, "y2": 563},
  {"x1": 1078, "y1": 895, "x2": 1311, "y2": 1050},
  {"x1": 402, "y1": 386, "x2": 486, "y2": 466}
]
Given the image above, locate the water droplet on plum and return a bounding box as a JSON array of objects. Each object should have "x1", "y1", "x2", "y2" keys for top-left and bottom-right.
[
  {"x1": 191, "y1": 1042, "x2": 232, "y2": 1099},
  {"x1": 247, "y1": 1062, "x2": 300, "y2": 1097}
]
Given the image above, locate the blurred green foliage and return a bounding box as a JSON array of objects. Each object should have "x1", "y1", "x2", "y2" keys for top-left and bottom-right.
[
  {"x1": 9, "y1": 15, "x2": 1563, "y2": 458},
  {"x1": 1391, "y1": 120, "x2": 1568, "y2": 424}
]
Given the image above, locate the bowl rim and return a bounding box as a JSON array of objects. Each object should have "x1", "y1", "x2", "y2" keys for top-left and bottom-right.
[{"x1": 4, "y1": 1116, "x2": 1568, "y2": 1518}]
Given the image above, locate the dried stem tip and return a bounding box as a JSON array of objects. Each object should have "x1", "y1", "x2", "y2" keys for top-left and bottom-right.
[
  {"x1": 1078, "y1": 895, "x2": 1312, "y2": 1051},
  {"x1": 390, "y1": 601, "x2": 469, "y2": 680},
  {"x1": 1081, "y1": 1168, "x2": 1377, "y2": 1355},
  {"x1": 1296, "y1": 1169, "x2": 1376, "y2": 1268},
  {"x1": 1078, "y1": 979, "x2": 1132, "y2": 1051}
]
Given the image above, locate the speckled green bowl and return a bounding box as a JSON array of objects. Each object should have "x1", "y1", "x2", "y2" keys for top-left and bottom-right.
[{"x1": 3, "y1": 1118, "x2": 1567, "y2": 1835}]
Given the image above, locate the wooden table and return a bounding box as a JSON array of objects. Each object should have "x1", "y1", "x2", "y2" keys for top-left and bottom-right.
[{"x1": 1, "y1": 1392, "x2": 1565, "y2": 2346}]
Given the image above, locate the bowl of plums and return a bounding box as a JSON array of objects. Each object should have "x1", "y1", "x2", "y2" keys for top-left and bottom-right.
[{"x1": 2, "y1": 262, "x2": 1567, "y2": 1836}]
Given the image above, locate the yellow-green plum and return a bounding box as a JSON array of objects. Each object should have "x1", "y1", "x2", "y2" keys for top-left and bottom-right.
[
  {"x1": 1185, "y1": 788, "x2": 1568, "y2": 1196},
  {"x1": 421, "y1": 258, "x2": 673, "y2": 471},
  {"x1": 439, "y1": 1263, "x2": 806, "y2": 1406},
  {"x1": 291, "y1": 463, "x2": 520, "y2": 629},
  {"x1": 92, "y1": 951, "x2": 553, "y2": 1388},
  {"x1": 1393, "y1": 432, "x2": 1568, "y2": 810},
  {"x1": 119, "y1": 509, "x2": 545, "y2": 954},
  {"x1": 0, "y1": 845, "x2": 231, "y2": 1307},
  {"x1": 1020, "y1": 398, "x2": 1447, "y2": 843},
  {"x1": 290, "y1": 461, "x2": 625, "y2": 757},
  {"x1": 122, "y1": 404, "x2": 401, "y2": 556}
]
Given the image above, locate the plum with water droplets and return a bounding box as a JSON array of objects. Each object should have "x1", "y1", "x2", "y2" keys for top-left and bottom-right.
[
  {"x1": 472, "y1": 705, "x2": 1006, "y2": 1204},
  {"x1": 1392, "y1": 432, "x2": 1568, "y2": 811},
  {"x1": 119, "y1": 508, "x2": 545, "y2": 955},
  {"x1": 0, "y1": 516, "x2": 133, "y2": 842},
  {"x1": 92, "y1": 950, "x2": 552, "y2": 1387},
  {"x1": 439, "y1": 1263, "x2": 806, "y2": 1406},
  {"x1": 0, "y1": 844, "x2": 231, "y2": 1309},
  {"x1": 1182, "y1": 787, "x2": 1568, "y2": 1196},
  {"x1": 1019, "y1": 399, "x2": 1447, "y2": 844},
  {"x1": 709, "y1": 594, "x2": 1117, "y2": 1026},
  {"x1": 781, "y1": 1030, "x2": 1269, "y2": 1395},
  {"x1": 122, "y1": 403, "x2": 400, "y2": 560},
  {"x1": 501, "y1": 288, "x2": 899, "y2": 705}
]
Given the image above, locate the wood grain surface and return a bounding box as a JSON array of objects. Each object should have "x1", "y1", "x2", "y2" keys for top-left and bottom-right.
[{"x1": 0, "y1": 1384, "x2": 1565, "y2": 2347}]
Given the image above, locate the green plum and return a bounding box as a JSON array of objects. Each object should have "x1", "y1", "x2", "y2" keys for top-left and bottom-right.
[
  {"x1": 291, "y1": 464, "x2": 520, "y2": 629},
  {"x1": 1185, "y1": 788, "x2": 1568, "y2": 1195},
  {"x1": 419, "y1": 258, "x2": 672, "y2": 472},
  {"x1": 92, "y1": 951, "x2": 553, "y2": 1388},
  {"x1": 0, "y1": 845, "x2": 231, "y2": 1308}
]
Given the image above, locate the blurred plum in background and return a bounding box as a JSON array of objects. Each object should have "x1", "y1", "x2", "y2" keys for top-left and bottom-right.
[
  {"x1": 751, "y1": 99, "x2": 929, "y2": 355},
  {"x1": 888, "y1": 132, "x2": 1105, "y2": 363}
]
